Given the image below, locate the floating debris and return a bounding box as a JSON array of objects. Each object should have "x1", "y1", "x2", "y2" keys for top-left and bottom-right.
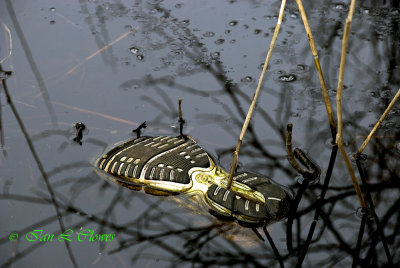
[{"x1": 73, "y1": 122, "x2": 86, "y2": 146}]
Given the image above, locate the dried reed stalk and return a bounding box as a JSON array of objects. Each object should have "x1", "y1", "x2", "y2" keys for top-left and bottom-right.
[
  {"x1": 226, "y1": 0, "x2": 287, "y2": 190},
  {"x1": 355, "y1": 88, "x2": 400, "y2": 158},
  {"x1": 295, "y1": 0, "x2": 336, "y2": 139},
  {"x1": 335, "y1": 0, "x2": 366, "y2": 209},
  {"x1": 66, "y1": 27, "x2": 138, "y2": 75}
]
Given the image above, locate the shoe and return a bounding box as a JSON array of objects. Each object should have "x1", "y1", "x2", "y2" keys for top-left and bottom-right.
[{"x1": 97, "y1": 135, "x2": 291, "y2": 226}]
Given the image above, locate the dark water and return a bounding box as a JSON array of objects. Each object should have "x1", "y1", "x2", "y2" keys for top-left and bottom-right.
[{"x1": 0, "y1": 0, "x2": 399, "y2": 267}]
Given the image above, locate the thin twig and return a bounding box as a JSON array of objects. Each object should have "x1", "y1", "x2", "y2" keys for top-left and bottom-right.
[
  {"x1": 66, "y1": 27, "x2": 138, "y2": 75},
  {"x1": 286, "y1": 179, "x2": 309, "y2": 253},
  {"x1": 296, "y1": 145, "x2": 338, "y2": 267},
  {"x1": 285, "y1": 123, "x2": 321, "y2": 180},
  {"x1": 178, "y1": 98, "x2": 185, "y2": 136},
  {"x1": 354, "y1": 88, "x2": 400, "y2": 158},
  {"x1": 226, "y1": 0, "x2": 287, "y2": 190},
  {"x1": 286, "y1": 123, "x2": 308, "y2": 175},
  {"x1": 352, "y1": 211, "x2": 367, "y2": 268},
  {"x1": 355, "y1": 159, "x2": 393, "y2": 264},
  {"x1": 52, "y1": 100, "x2": 140, "y2": 126},
  {"x1": 335, "y1": 0, "x2": 366, "y2": 209},
  {"x1": 295, "y1": 0, "x2": 336, "y2": 140},
  {"x1": 0, "y1": 65, "x2": 78, "y2": 268},
  {"x1": 6, "y1": 0, "x2": 57, "y2": 126},
  {"x1": 263, "y1": 226, "x2": 284, "y2": 268},
  {"x1": 0, "y1": 19, "x2": 12, "y2": 64}
]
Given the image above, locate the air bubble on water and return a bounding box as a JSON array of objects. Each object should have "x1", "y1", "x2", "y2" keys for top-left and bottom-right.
[
  {"x1": 290, "y1": 13, "x2": 298, "y2": 19},
  {"x1": 241, "y1": 76, "x2": 253, "y2": 83},
  {"x1": 211, "y1": 51, "x2": 220, "y2": 59},
  {"x1": 254, "y1": 29, "x2": 261, "y2": 35},
  {"x1": 175, "y1": 3, "x2": 182, "y2": 8},
  {"x1": 350, "y1": 152, "x2": 368, "y2": 163},
  {"x1": 229, "y1": 40, "x2": 236, "y2": 44},
  {"x1": 355, "y1": 207, "x2": 374, "y2": 220},
  {"x1": 146, "y1": 0, "x2": 163, "y2": 5},
  {"x1": 229, "y1": 20, "x2": 238, "y2": 26},
  {"x1": 380, "y1": 89, "x2": 392, "y2": 98},
  {"x1": 50, "y1": 7, "x2": 56, "y2": 12},
  {"x1": 130, "y1": 47, "x2": 139, "y2": 54},
  {"x1": 214, "y1": 39, "x2": 225, "y2": 45},
  {"x1": 308, "y1": 87, "x2": 323, "y2": 99},
  {"x1": 296, "y1": 175, "x2": 304, "y2": 185},
  {"x1": 50, "y1": 20, "x2": 55, "y2": 24},
  {"x1": 180, "y1": 20, "x2": 190, "y2": 27},
  {"x1": 225, "y1": 29, "x2": 231, "y2": 35},
  {"x1": 278, "y1": 74, "x2": 296, "y2": 82},
  {"x1": 369, "y1": 90, "x2": 379, "y2": 98},
  {"x1": 333, "y1": 3, "x2": 347, "y2": 10},
  {"x1": 202, "y1": 32, "x2": 215, "y2": 37},
  {"x1": 296, "y1": 64, "x2": 306, "y2": 72},
  {"x1": 130, "y1": 47, "x2": 145, "y2": 60},
  {"x1": 324, "y1": 138, "x2": 335, "y2": 148},
  {"x1": 327, "y1": 88, "x2": 336, "y2": 97},
  {"x1": 148, "y1": 9, "x2": 157, "y2": 15},
  {"x1": 290, "y1": 112, "x2": 300, "y2": 118}
]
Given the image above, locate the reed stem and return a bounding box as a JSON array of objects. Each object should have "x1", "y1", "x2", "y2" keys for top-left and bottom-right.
[
  {"x1": 295, "y1": 0, "x2": 336, "y2": 139},
  {"x1": 355, "y1": 88, "x2": 400, "y2": 158},
  {"x1": 227, "y1": 0, "x2": 287, "y2": 189},
  {"x1": 335, "y1": 0, "x2": 366, "y2": 209}
]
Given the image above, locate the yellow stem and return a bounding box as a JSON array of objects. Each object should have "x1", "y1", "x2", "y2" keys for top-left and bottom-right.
[
  {"x1": 335, "y1": 0, "x2": 366, "y2": 209},
  {"x1": 295, "y1": 0, "x2": 336, "y2": 139},
  {"x1": 227, "y1": 0, "x2": 287, "y2": 189},
  {"x1": 355, "y1": 88, "x2": 400, "y2": 157}
]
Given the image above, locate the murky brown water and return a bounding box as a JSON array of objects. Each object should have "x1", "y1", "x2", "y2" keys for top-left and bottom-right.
[{"x1": 0, "y1": 0, "x2": 399, "y2": 267}]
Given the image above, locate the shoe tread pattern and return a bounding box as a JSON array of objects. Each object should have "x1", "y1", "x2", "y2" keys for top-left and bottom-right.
[
  {"x1": 206, "y1": 172, "x2": 290, "y2": 224},
  {"x1": 98, "y1": 136, "x2": 210, "y2": 185}
]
